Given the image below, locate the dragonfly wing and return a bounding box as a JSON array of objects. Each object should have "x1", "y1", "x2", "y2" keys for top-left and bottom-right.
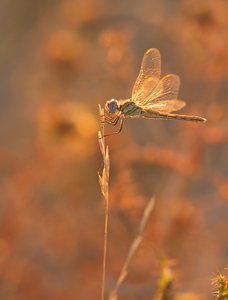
[
  {"x1": 132, "y1": 48, "x2": 161, "y2": 104},
  {"x1": 146, "y1": 100, "x2": 186, "y2": 113},
  {"x1": 141, "y1": 74, "x2": 180, "y2": 106}
]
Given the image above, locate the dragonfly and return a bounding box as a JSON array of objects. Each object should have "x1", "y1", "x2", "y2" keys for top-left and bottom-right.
[{"x1": 102, "y1": 48, "x2": 206, "y2": 136}]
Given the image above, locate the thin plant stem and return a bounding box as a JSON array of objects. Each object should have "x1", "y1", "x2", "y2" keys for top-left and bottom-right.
[
  {"x1": 98, "y1": 105, "x2": 110, "y2": 300},
  {"x1": 109, "y1": 197, "x2": 155, "y2": 300}
]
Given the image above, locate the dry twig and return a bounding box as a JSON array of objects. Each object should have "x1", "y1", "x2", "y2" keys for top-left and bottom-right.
[
  {"x1": 98, "y1": 105, "x2": 110, "y2": 300},
  {"x1": 109, "y1": 197, "x2": 155, "y2": 300}
]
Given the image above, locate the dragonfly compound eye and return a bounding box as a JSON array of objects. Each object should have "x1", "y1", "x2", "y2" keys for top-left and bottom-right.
[{"x1": 106, "y1": 99, "x2": 118, "y2": 113}]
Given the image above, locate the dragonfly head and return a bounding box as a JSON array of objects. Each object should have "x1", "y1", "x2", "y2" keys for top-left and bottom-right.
[{"x1": 105, "y1": 98, "x2": 119, "y2": 114}]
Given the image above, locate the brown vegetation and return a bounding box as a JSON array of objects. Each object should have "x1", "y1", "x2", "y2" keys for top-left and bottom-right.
[{"x1": 0, "y1": 0, "x2": 227, "y2": 299}]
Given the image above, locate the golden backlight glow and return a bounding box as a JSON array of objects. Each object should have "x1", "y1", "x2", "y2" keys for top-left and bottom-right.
[{"x1": 0, "y1": 0, "x2": 227, "y2": 299}]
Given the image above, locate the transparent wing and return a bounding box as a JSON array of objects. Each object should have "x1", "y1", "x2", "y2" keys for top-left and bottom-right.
[
  {"x1": 146, "y1": 100, "x2": 186, "y2": 113},
  {"x1": 132, "y1": 48, "x2": 161, "y2": 103},
  {"x1": 140, "y1": 74, "x2": 181, "y2": 109}
]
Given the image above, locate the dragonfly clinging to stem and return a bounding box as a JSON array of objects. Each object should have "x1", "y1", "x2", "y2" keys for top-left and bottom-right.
[{"x1": 102, "y1": 48, "x2": 206, "y2": 136}]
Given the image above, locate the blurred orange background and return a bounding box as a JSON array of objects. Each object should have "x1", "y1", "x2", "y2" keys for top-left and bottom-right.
[{"x1": 0, "y1": 0, "x2": 227, "y2": 299}]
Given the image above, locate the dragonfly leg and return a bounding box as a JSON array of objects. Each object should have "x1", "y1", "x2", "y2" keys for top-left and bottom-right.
[
  {"x1": 104, "y1": 116, "x2": 120, "y2": 125},
  {"x1": 100, "y1": 113, "x2": 107, "y2": 123},
  {"x1": 100, "y1": 111, "x2": 114, "y2": 120},
  {"x1": 116, "y1": 117, "x2": 124, "y2": 134},
  {"x1": 101, "y1": 115, "x2": 120, "y2": 125},
  {"x1": 103, "y1": 117, "x2": 124, "y2": 137}
]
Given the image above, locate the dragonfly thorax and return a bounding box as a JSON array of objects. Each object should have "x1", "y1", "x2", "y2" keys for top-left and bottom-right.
[{"x1": 105, "y1": 98, "x2": 119, "y2": 114}]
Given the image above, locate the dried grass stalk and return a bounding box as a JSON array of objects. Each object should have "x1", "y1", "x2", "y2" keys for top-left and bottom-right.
[
  {"x1": 98, "y1": 105, "x2": 155, "y2": 300},
  {"x1": 109, "y1": 197, "x2": 155, "y2": 300},
  {"x1": 98, "y1": 105, "x2": 110, "y2": 300}
]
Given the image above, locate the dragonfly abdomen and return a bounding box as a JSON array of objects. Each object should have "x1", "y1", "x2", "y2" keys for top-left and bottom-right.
[{"x1": 141, "y1": 109, "x2": 206, "y2": 122}]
